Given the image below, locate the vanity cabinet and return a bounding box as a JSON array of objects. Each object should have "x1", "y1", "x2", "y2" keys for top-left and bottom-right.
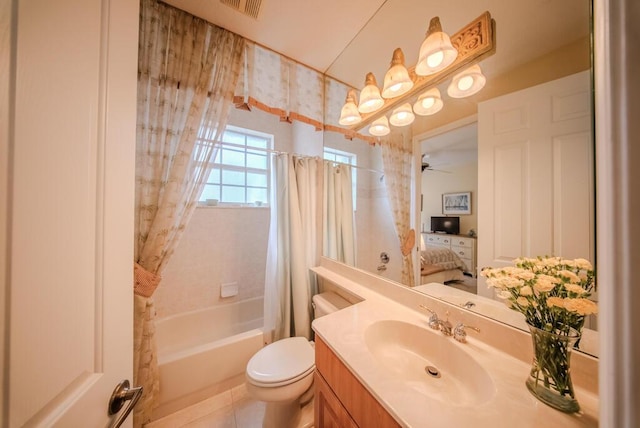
[
  {"x1": 315, "y1": 337, "x2": 400, "y2": 428},
  {"x1": 423, "y1": 232, "x2": 477, "y2": 277}
]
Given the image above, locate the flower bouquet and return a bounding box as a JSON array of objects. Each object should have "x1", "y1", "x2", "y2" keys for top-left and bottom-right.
[{"x1": 480, "y1": 256, "x2": 597, "y2": 413}]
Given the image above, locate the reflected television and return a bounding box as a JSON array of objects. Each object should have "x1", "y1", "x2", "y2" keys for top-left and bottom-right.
[{"x1": 430, "y1": 216, "x2": 460, "y2": 235}]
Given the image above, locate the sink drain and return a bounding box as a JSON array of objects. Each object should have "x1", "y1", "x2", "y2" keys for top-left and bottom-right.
[{"x1": 425, "y1": 365, "x2": 441, "y2": 378}]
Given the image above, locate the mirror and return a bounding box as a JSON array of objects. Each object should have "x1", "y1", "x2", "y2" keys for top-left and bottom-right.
[{"x1": 322, "y1": 0, "x2": 597, "y2": 357}]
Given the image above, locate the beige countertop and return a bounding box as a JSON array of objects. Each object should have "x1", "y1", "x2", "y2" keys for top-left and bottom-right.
[{"x1": 311, "y1": 265, "x2": 599, "y2": 428}]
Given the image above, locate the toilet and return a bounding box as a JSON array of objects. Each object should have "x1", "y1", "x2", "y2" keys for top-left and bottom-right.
[{"x1": 245, "y1": 291, "x2": 351, "y2": 428}]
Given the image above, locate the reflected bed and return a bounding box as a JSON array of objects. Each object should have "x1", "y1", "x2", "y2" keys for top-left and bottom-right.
[{"x1": 420, "y1": 247, "x2": 466, "y2": 284}]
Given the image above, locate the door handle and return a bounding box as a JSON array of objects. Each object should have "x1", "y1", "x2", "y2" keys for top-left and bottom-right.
[{"x1": 108, "y1": 379, "x2": 143, "y2": 428}]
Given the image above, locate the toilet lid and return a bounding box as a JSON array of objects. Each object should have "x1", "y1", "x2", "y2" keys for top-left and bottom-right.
[{"x1": 246, "y1": 337, "x2": 315, "y2": 385}]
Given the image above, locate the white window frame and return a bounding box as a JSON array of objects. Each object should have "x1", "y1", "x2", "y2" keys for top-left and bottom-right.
[
  {"x1": 323, "y1": 147, "x2": 358, "y2": 211},
  {"x1": 198, "y1": 125, "x2": 273, "y2": 206}
]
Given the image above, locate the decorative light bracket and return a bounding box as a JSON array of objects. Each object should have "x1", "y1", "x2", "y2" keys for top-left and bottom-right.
[{"x1": 350, "y1": 11, "x2": 496, "y2": 132}]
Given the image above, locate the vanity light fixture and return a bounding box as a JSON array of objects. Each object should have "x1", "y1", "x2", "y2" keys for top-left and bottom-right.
[
  {"x1": 415, "y1": 17, "x2": 458, "y2": 76},
  {"x1": 381, "y1": 48, "x2": 414, "y2": 99},
  {"x1": 358, "y1": 72, "x2": 385, "y2": 113},
  {"x1": 389, "y1": 103, "x2": 415, "y2": 127},
  {"x1": 338, "y1": 11, "x2": 495, "y2": 133},
  {"x1": 338, "y1": 89, "x2": 362, "y2": 125},
  {"x1": 447, "y1": 64, "x2": 486, "y2": 98},
  {"x1": 368, "y1": 115, "x2": 391, "y2": 136},
  {"x1": 413, "y1": 87, "x2": 443, "y2": 116}
]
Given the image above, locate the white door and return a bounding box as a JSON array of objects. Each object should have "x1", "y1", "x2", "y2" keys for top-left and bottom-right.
[
  {"x1": 3, "y1": 0, "x2": 139, "y2": 426},
  {"x1": 477, "y1": 70, "x2": 594, "y2": 299}
]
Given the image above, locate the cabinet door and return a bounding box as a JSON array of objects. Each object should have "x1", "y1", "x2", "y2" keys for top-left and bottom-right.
[{"x1": 315, "y1": 372, "x2": 358, "y2": 428}]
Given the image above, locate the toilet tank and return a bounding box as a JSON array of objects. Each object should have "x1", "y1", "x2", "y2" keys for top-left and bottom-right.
[{"x1": 312, "y1": 291, "x2": 351, "y2": 318}]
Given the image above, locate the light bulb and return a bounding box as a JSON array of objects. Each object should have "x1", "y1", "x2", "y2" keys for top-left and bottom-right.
[
  {"x1": 369, "y1": 116, "x2": 390, "y2": 136},
  {"x1": 427, "y1": 51, "x2": 444, "y2": 68},
  {"x1": 421, "y1": 97, "x2": 436, "y2": 109},
  {"x1": 388, "y1": 83, "x2": 402, "y2": 93},
  {"x1": 358, "y1": 72, "x2": 384, "y2": 113},
  {"x1": 448, "y1": 64, "x2": 486, "y2": 98},
  {"x1": 413, "y1": 87, "x2": 443, "y2": 116},
  {"x1": 389, "y1": 103, "x2": 415, "y2": 126},
  {"x1": 415, "y1": 17, "x2": 458, "y2": 76},
  {"x1": 457, "y1": 75, "x2": 474, "y2": 91}
]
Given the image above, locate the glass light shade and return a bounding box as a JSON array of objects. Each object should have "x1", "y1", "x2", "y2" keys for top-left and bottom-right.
[
  {"x1": 415, "y1": 17, "x2": 458, "y2": 76},
  {"x1": 389, "y1": 103, "x2": 415, "y2": 127},
  {"x1": 358, "y1": 72, "x2": 384, "y2": 113},
  {"x1": 368, "y1": 115, "x2": 390, "y2": 136},
  {"x1": 381, "y1": 48, "x2": 414, "y2": 99},
  {"x1": 338, "y1": 89, "x2": 362, "y2": 125},
  {"x1": 447, "y1": 64, "x2": 486, "y2": 98},
  {"x1": 413, "y1": 87, "x2": 443, "y2": 116}
]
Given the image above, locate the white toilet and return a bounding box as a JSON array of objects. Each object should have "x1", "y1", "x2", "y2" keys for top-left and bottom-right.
[{"x1": 245, "y1": 291, "x2": 351, "y2": 428}]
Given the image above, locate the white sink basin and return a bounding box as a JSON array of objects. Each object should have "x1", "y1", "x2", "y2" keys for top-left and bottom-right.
[{"x1": 364, "y1": 320, "x2": 496, "y2": 406}]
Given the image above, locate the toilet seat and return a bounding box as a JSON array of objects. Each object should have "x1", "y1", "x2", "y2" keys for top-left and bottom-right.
[{"x1": 246, "y1": 337, "x2": 315, "y2": 387}]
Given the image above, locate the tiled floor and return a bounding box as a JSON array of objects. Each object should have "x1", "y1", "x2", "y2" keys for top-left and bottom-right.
[
  {"x1": 147, "y1": 383, "x2": 265, "y2": 428},
  {"x1": 147, "y1": 383, "x2": 314, "y2": 428}
]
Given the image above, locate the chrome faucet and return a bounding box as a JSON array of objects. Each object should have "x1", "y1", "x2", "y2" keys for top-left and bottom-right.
[
  {"x1": 453, "y1": 323, "x2": 480, "y2": 343},
  {"x1": 419, "y1": 305, "x2": 452, "y2": 336}
]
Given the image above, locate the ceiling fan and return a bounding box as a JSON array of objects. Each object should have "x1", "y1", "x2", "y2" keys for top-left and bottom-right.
[{"x1": 421, "y1": 161, "x2": 451, "y2": 173}]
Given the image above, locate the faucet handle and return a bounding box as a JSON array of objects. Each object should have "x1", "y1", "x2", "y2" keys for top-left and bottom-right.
[
  {"x1": 439, "y1": 311, "x2": 453, "y2": 336},
  {"x1": 418, "y1": 305, "x2": 440, "y2": 330},
  {"x1": 453, "y1": 323, "x2": 481, "y2": 343}
]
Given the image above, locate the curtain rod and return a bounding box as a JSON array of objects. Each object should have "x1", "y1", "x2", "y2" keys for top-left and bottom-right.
[{"x1": 213, "y1": 141, "x2": 384, "y2": 175}]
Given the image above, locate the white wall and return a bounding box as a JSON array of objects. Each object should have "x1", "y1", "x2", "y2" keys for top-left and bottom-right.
[
  {"x1": 421, "y1": 161, "x2": 478, "y2": 236},
  {"x1": 323, "y1": 132, "x2": 402, "y2": 283},
  {"x1": 155, "y1": 107, "x2": 323, "y2": 318},
  {"x1": 155, "y1": 206, "x2": 270, "y2": 318}
]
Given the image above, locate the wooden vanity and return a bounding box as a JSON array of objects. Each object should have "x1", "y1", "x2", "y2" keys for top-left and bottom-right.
[
  {"x1": 310, "y1": 263, "x2": 598, "y2": 428},
  {"x1": 314, "y1": 337, "x2": 399, "y2": 428}
]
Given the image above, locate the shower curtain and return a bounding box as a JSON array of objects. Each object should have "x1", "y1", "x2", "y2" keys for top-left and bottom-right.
[
  {"x1": 323, "y1": 161, "x2": 356, "y2": 266},
  {"x1": 381, "y1": 132, "x2": 416, "y2": 287},
  {"x1": 134, "y1": 0, "x2": 244, "y2": 424},
  {"x1": 264, "y1": 154, "x2": 322, "y2": 342}
]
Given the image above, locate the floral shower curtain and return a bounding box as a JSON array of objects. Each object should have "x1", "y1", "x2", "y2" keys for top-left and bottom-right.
[
  {"x1": 323, "y1": 161, "x2": 356, "y2": 266},
  {"x1": 134, "y1": 0, "x2": 245, "y2": 424},
  {"x1": 381, "y1": 132, "x2": 415, "y2": 287},
  {"x1": 264, "y1": 154, "x2": 322, "y2": 342}
]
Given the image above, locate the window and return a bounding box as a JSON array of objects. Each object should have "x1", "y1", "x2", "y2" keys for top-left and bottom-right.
[
  {"x1": 199, "y1": 126, "x2": 273, "y2": 205},
  {"x1": 323, "y1": 147, "x2": 357, "y2": 210}
]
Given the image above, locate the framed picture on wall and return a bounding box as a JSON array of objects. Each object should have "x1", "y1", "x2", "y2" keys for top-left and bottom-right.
[{"x1": 442, "y1": 192, "x2": 471, "y2": 215}]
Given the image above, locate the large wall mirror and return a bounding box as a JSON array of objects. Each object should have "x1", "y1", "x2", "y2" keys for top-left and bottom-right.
[{"x1": 322, "y1": 0, "x2": 597, "y2": 357}]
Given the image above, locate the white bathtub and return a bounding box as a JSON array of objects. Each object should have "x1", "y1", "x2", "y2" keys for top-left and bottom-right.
[{"x1": 155, "y1": 297, "x2": 264, "y2": 415}]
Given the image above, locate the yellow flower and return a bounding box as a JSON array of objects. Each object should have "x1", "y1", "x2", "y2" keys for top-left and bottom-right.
[
  {"x1": 564, "y1": 298, "x2": 598, "y2": 315},
  {"x1": 542, "y1": 257, "x2": 562, "y2": 267},
  {"x1": 559, "y1": 270, "x2": 581, "y2": 284},
  {"x1": 565, "y1": 283, "x2": 587, "y2": 295},
  {"x1": 516, "y1": 270, "x2": 536, "y2": 281},
  {"x1": 547, "y1": 296, "x2": 566, "y2": 308},
  {"x1": 501, "y1": 277, "x2": 524, "y2": 289},
  {"x1": 520, "y1": 285, "x2": 533, "y2": 296},
  {"x1": 516, "y1": 296, "x2": 530, "y2": 306},
  {"x1": 538, "y1": 274, "x2": 561, "y2": 284},
  {"x1": 534, "y1": 278, "x2": 556, "y2": 293},
  {"x1": 574, "y1": 258, "x2": 593, "y2": 270}
]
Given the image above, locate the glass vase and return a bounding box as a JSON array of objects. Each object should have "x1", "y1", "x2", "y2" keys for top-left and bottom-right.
[{"x1": 525, "y1": 324, "x2": 581, "y2": 413}]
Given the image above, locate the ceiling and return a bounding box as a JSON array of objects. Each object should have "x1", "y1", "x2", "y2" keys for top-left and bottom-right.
[
  {"x1": 420, "y1": 122, "x2": 478, "y2": 170},
  {"x1": 162, "y1": 0, "x2": 590, "y2": 168},
  {"x1": 163, "y1": 0, "x2": 591, "y2": 89}
]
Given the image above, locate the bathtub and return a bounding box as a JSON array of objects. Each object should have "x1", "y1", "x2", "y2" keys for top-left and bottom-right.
[{"x1": 155, "y1": 297, "x2": 264, "y2": 415}]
